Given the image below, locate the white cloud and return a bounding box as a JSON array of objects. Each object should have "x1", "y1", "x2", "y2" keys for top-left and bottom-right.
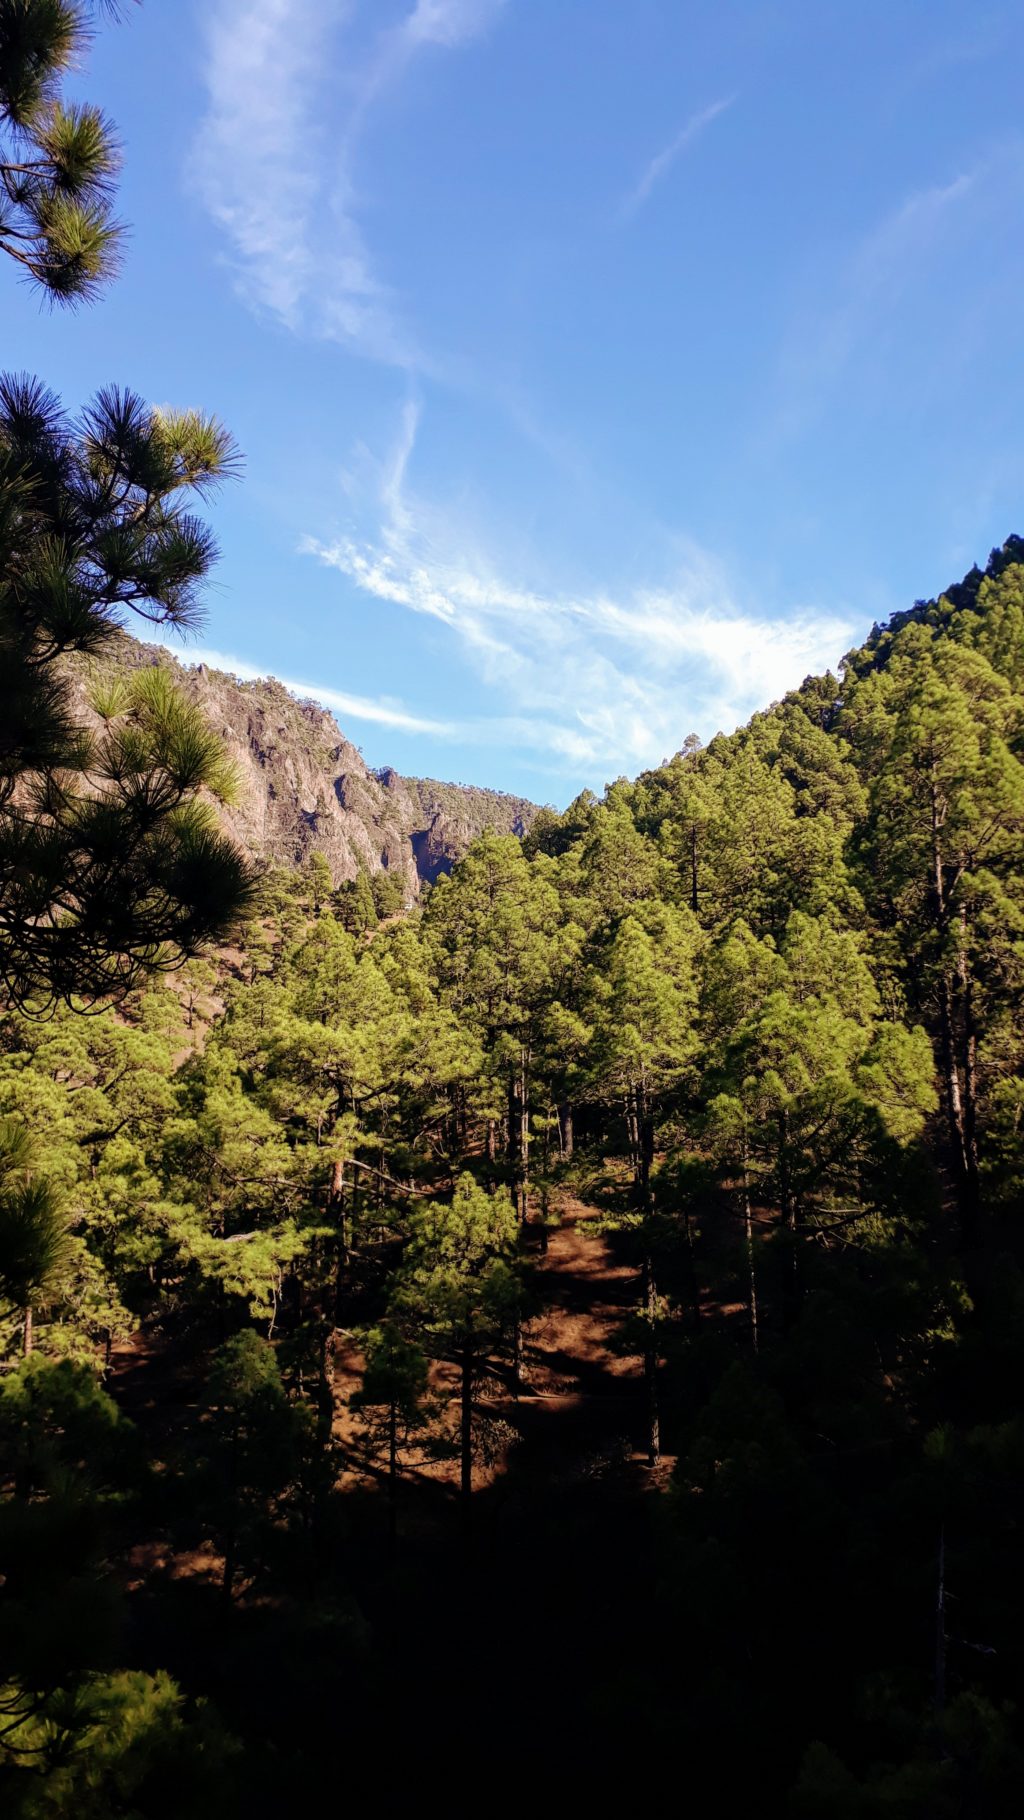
[
  {"x1": 620, "y1": 96, "x2": 736, "y2": 220},
  {"x1": 192, "y1": 2, "x2": 360, "y2": 336},
  {"x1": 155, "y1": 640, "x2": 456, "y2": 737},
  {"x1": 192, "y1": 0, "x2": 505, "y2": 362},
  {"x1": 303, "y1": 406, "x2": 857, "y2": 779},
  {"x1": 401, "y1": 0, "x2": 507, "y2": 51},
  {"x1": 769, "y1": 165, "x2": 985, "y2": 442}
]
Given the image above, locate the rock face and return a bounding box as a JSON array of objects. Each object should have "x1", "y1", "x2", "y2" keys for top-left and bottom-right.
[{"x1": 83, "y1": 636, "x2": 538, "y2": 899}]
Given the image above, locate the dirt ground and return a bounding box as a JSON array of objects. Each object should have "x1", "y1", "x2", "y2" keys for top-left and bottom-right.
[
  {"x1": 333, "y1": 1191, "x2": 673, "y2": 1515},
  {"x1": 108, "y1": 1185, "x2": 672, "y2": 1587}
]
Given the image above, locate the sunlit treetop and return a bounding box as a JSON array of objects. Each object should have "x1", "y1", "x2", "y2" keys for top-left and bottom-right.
[{"x1": 0, "y1": 1, "x2": 135, "y2": 305}]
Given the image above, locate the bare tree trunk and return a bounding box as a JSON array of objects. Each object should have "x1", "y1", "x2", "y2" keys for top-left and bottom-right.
[
  {"x1": 643, "y1": 1254, "x2": 659, "y2": 1465},
  {"x1": 938, "y1": 974, "x2": 971, "y2": 1195},
  {"x1": 330, "y1": 1156, "x2": 348, "y2": 1264},
  {"x1": 743, "y1": 1138, "x2": 759, "y2": 1355},
  {"x1": 934, "y1": 1526, "x2": 946, "y2": 1722},
  {"x1": 512, "y1": 1315, "x2": 526, "y2": 1397},
  {"x1": 519, "y1": 1046, "x2": 530, "y2": 1224},
  {"x1": 683, "y1": 1207, "x2": 701, "y2": 1334},
  {"x1": 317, "y1": 1324, "x2": 336, "y2": 1448},
  {"x1": 560, "y1": 1102, "x2": 574, "y2": 1159},
  {"x1": 460, "y1": 1340, "x2": 474, "y2": 1523},
  {"x1": 957, "y1": 905, "x2": 981, "y2": 1236},
  {"x1": 778, "y1": 1109, "x2": 800, "y2": 1326},
  {"x1": 507, "y1": 1073, "x2": 519, "y2": 1215},
  {"x1": 930, "y1": 778, "x2": 978, "y2": 1242},
  {"x1": 640, "y1": 1112, "x2": 654, "y2": 1211},
  {"x1": 625, "y1": 1093, "x2": 640, "y2": 1185},
  {"x1": 388, "y1": 1401, "x2": 398, "y2": 1551},
  {"x1": 22, "y1": 1305, "x2": 32, "y2": 1358}
]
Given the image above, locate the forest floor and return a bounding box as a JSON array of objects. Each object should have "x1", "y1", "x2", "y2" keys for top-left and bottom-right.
[
  {"x1": 108, "y1": 1188, "x2": 669, "y2": 1590},
  {"x1": 344, "y1": 1192, "x2": 671, "y2": 1772},
  {"x1": 109, "y1": 1189, "x2": 674, "y2": 1777},
  {"x1": 334, "y1": 1189, "x2": 673, "y2": 1528}
]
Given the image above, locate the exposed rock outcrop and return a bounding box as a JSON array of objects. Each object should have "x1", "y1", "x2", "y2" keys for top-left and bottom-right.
[{"x1": 79, "y1": 636, "x2": 538, "y2": 898}]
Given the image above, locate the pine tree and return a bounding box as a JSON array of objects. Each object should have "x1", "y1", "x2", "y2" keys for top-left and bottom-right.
[
  {"x1": 0, "y1": 1, "x2": 128, "y2": 305},
  {"x1": 589, "y1": 905, "x2": 699, "y2": 1460},
  {"x1": 844, "y1": 624, "x2": 1024, "y2": 1240},
  {"x1": 351, "y1": 1320, "x2": 428, "y2": 1545},
  {"x1": 0, "y1": 1114, "x2": 69, "y2": 1354},
  {"x1": 0, "y1": 377, "x2": 255, "y2": 1007},
  {"x1": 393, "y1": 1173, "x2": 520, "y2": 1517},
  {"x1": 424, "y1": 833, "x2": 568, "y2": 1221},
  {"x1": 190, "y1": 1329, "x2": 310, "y2": 1602},
  {"x1": 305, "y1": 848, "x2": 333, "y2": 916}
]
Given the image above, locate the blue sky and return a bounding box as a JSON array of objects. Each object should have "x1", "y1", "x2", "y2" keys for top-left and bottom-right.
[{"x1": 4, "y1": 1, "x2": 1024, "y2": 806}]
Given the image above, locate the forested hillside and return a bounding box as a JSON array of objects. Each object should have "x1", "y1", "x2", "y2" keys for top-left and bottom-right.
[{"x1": 4, "y1": 538, "x2": 1024, "y2": 1810}]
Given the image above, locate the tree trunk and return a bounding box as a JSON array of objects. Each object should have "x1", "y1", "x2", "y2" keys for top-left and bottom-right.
[
  {"x1": 643, "y1": 1254, "x2": 660, "y2": 1465},
  {"x1": 683, "y1": 1208, "x2": 701, "y2": 1334},
  {"x1": 957, "y1": 904, "x2": 981, "y2": 1237},
  {"x1": 938, "y1": 971, "x2": 976, "y2": 1240},
  {"x1": 22, "y1": 1304, "x2": 32, "y2": 1357},
  {"x1": 625, "y1": 1092, "x2": 640, "y2": 1185},
  {"x1": 930, "y1": 776, "x2": 979, "y2": 1242},
  {"x1": 743, "y1": 1139, "x2": 759, "y2": 1355},
  {"x1": 512, "y1": 1314, "x2": 526, "y2": 1396},
  {"x1": 317, "y1": 1325, "x2": 336, "y2": 1448},
  {"x1": 507, "y1": 1073, "x2": 519, "y2": 1215},
  {"x1": 519, "y1": 1047, "x2": 530, "y2": 1224},
  {"x1": 330, "y1": 1156, "x2": 348, "y2": 1263},
  {"x1": 934, "y1": 1526, "x2": 946, "y2": 1722},
  {"x1": 778, "y1": 1110, "x2": 800, "y2": 1327},
  {"x1": 560, "y1": 1102, "x2": 574, "y2": 1159},
  {"x1": 460, "y1": 1340, "x2": 474, "y2": 1521},
  {"x1": 388, "y1": 1401, "x2": 398, "y2": 1550},
  {"x1": 639, "y1": 1112, "x2": 654, "y2": 1211}
]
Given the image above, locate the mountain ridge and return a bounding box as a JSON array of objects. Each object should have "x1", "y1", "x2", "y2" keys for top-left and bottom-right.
[{"x1": 80, "y1": 633, "x2": 541, "y2": 900}]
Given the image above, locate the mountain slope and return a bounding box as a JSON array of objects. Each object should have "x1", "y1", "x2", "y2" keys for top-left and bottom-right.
[{"x1": 82, "y1": 635, "x2": 540, "y2": 899}]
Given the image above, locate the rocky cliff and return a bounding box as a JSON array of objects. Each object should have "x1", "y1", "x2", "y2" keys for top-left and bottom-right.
[{"x1": 83, "y1": 635, "x2": 539, "y2": 899}]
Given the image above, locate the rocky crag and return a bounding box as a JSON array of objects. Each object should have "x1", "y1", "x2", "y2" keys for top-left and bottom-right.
[{"x1": 82, "y1": 636, "x2": 540, "y2": 899}]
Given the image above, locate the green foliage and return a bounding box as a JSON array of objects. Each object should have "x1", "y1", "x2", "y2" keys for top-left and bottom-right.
[
  {"x1": 395, "y1": 1172, "x2": 521, "y2": 1354},
  {"x1": 0, "y1": 377, "x2": 254, "y2": 1008},
  {"x1": 0, "y1": 1116, "x2": 69, "y2": 1352},
  {"x1": 304, "y1": 849, "x2": 333, "y2": 915},
  {"x1": 0, "y1": 1352, "x2": 131, "y2": 1493},
  {"x1": 0, "y1": 1668, "x2": 240, "y2": 1818},
  {"x1": 187, "y1": 1330, "x2": 313, "y2": 1599},
  {"x1": 334, "y1": 869, "x2": 378, "y2": 934},
  {"x1": 0, "y1": 2, "x2": 128, "y2": 305},
  {"x1": 3, "y1": 537, "x2": 1024, "y2": 1793}
]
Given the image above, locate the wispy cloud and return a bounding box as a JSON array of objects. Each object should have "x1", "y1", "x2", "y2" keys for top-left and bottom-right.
[
  {"x1": 156, "y1": 640, "x2": 456, "y2": 737},
  {"x1": 192, "y1": 0, "x2": 505, "y2": 363},
  {"x1": 765, "y1": 155, "x2": 1020, "y2": 444},
  {"x1": 619, "y1": 95, "x2": 736, "y2": 220},
  {"x1": 303, "y1": 406, "x2": 856, "y2": 779},
  {"x1": 402, "y1": 0, "x2": 506, "y2": 49},
  {"x1": 802, "y1": 171, "x2": 973, "y2": 383}
]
